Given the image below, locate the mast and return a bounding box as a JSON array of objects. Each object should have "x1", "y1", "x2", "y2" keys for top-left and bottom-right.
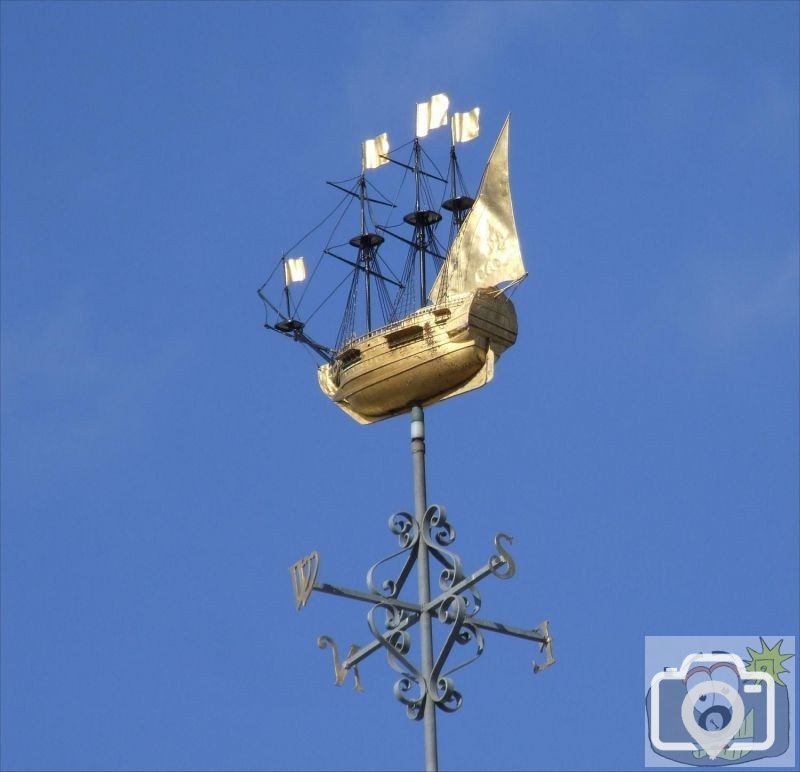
[
  {"x1": 368, "y1": 95, "x2": 455, "y2": 316},
  {"x1": 442, "y1": 143, "x2": 474, "y2": 230},
  {"x1": 403, "y1": 138, "x2": 442, "y2": 308},
  {"x1": 282, "y1": 255, "x2": 292, "y2": 318},
  {"x1": 323, "y1": 131, "x2": 398, "y2": 348},
  {"x1": 349, "y1": 173, "x2": 384, "y2": 333},
  {"x1": 443, "y1": 106, "x2": 479, "y2": 231}
]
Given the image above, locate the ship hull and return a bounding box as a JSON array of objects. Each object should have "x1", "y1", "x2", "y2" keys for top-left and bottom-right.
[{"x1": 318, "y1": 289, "x2": 518, "y2": 424}]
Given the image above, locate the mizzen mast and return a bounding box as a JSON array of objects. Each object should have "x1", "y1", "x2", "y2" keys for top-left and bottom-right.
[{"x1": 442, "y1": 106, "x2": 480, "y2": 230}]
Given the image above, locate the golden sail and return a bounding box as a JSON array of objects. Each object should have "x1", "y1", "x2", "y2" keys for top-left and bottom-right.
[
  {"x1": 429, "y1": 117, "x2": 525, "y2": 302},
  {"x1": 259, "y1": 101, "x2": 526, "y2": 424}
]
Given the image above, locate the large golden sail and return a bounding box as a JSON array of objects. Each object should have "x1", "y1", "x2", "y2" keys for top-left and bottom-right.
[{"x1": 429, "y1": 116, "x2": 525, "y2": 303}]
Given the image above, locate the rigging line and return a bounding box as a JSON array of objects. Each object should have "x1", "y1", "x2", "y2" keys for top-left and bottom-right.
[
  {"x1": 441, "y1": 147, "x2": 473, "y2": 210},
  {"x1": 295, "y1": 191, "x2": 357, "y2": 315},
  {"x1": 414, "y1": 168, "x2": 441, "y2": 215},
  {"x1": 303, "y1": 270, "x2": 354, "y2": 326},
  {"x1": 376, "y1": 254, "x2": 402, "y2": 284},
  {"x1": 420, "y1": 144, "x2": 448, "y2": 183},
  {"x1": 364, "y1": 179, "x2": 395, "y2": 206},
  {"x1": 366, "y1": 177, "x2": 398, "y2": 226},
  {"x1": 336, "y1": 267, "x2": 361, "y2": 351},
  {"x1": 428, "y1": 231, "x2": 447, "y2": 259},
  {"x1": 391, "y1": 243, "x2": 419, "y2": 318},
  {"x1": 456, "y1": 158, "x2": 470, "y2": 193},
  {"x1": 327, "y1": 174, "x2": 361, "y2": 186},
  {"x1": 258, "y1": 289, "x2": 286, "y2": 321},
  {"x1": 420, "y1": 162, "x2": 443, "y2": 204},
  {"x1": 258, "y1": 258, "x2": 282, "y2": 293},
  {"x1": 389, "y1": 137, "x2": 414, "y2": 155},
  {"x1": 282, "y1": 189, "x2": 351, "y2": 257},
  {"x1": 381, "y1": 162, "x2": 411, "y2": 232},
  {"x1": 366, "y1": 196, "x2": 381, "y2": 232},
  {"x1": 379, "y1": 272, "x2": 396, "y2": 308},
  {"x1": 376, "y1": 278, "x2": 395, "y2": 323},
  {"x1": 323, "y1": 188, "x2": 358, "y2": 252}
]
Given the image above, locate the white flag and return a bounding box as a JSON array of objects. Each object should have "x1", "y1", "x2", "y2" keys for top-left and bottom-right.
[
  {"x1": 415, "y1": 93, "x2": 449, "y2": 138},
  {"x1": 362, "y1": 132, "x2": 390, "y2": 170},
  {"x1": 284, "y1": 257, "x2": 306, "y2": 285},
  {"x1": 451, "y1": 107, "x2": 480, "y2": 144}
]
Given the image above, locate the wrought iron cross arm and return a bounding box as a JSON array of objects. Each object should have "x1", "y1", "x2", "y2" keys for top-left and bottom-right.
[
  {"x1": 289, "y1": 552, "x2": 423, "y2": 613},
  {"x1": 423, "y1": 533, "x2": 517, "y2": 613},
  {"x1": 423, "y1": 560, "x2": 497, "y2": 614},
  {"x1": 314, "y1": 582, "x2": 422, "y2": 614},
  {"x1": 466, "y1": 616, "x2": 555, "y2": 674},
  {"x1": 341, "y1": 611, "x2": 421, "y2": 671},
  {"x1": 468, "y1": 616, "x2": 546, "y2": 642}
]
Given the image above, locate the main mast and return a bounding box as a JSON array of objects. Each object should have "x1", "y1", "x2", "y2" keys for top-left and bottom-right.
[
  {"x1": 376, "y1": 94, "x2": 450, "y2": 318},
  {"x1": 403, "y1": 137, "x2": 442, "y2": 308}
]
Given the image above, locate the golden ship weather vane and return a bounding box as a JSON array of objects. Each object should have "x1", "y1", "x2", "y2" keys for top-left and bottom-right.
[{"x1": 259, "y1": 93, "x2": 555, "y2": 772}]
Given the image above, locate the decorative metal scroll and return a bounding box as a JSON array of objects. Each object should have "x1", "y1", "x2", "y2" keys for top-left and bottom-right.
[
  {"x1": 290, "y1": 503, "x2": 554, "y2": 719},
  {"x1": 366, "y1": 512, "x2": 419, "y2": 599}
]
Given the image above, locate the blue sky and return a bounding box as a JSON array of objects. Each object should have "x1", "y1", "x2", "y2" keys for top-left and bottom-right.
[{"x1": 1, "y1": 2, "x2": 797, "y2": 771}]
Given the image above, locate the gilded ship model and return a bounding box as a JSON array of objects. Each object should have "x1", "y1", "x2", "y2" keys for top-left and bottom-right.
[{"x1": 258, "y1": 94, "x2": 527, "y2": 424}]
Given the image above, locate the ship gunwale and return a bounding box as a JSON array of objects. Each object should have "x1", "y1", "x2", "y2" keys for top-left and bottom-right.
[{"x1": 335, "y1": 288, "x2": 509, "y2": 354}]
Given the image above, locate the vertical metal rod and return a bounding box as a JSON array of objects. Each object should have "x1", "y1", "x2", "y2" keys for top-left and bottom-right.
[
  {"x1": 358, "y1": 175, "x2": 372, "y2": 333},
  {"x1": 412, "y1": 139, "x2": 427, "y2": 308},
  {"x1": 410, "y1": 405, "x2": 438, "y2": 772},
  {"x1": 282, "y1": 257, "x2": 291, "y2": 318}
]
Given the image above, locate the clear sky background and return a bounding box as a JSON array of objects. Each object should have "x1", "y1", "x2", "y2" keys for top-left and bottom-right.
[{"x1": 1, "y1": 2, "x2": 798, "y2": 771}]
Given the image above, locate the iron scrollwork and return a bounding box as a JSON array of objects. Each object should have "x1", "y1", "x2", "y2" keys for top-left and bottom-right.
[
  {"x1": 421, "y1": 506, "x2": 482, "y2": 618},
  {"x1": 366, "y1": 511, "x2": 419, "y2": 599},
  {"x1": 367, "y1": 602, "x2": 426, "y2": 720},
  {"x1": 294, "y1": 502, "x2": 554, "y2": 722}
]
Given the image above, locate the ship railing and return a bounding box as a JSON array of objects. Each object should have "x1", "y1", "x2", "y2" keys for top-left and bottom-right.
[{"x1": 337, "y1": 292, "x2": 474, "y2": 351}]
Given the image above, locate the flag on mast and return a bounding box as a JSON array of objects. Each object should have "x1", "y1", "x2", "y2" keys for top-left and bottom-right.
[
  {"x1": 416, "y1": 93, "x2": 449, "y2": 138},
  {"x1": 451, "y1": 107, "x2": 480, "y2": 144},
  {"x1": 362, "y1": 132, "x2": 390, "y2": 170},
  {"x1": 284, "y1": 257, "x2": 307, "y2": 285}
]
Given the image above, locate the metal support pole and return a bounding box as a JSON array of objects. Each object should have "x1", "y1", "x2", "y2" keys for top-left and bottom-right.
[
  {"x1": 410, "y1": 405, "x2": 438, "y2": 772},
  {"x1": 292, "y1": 407, "x2": 555, "y2": 770}
]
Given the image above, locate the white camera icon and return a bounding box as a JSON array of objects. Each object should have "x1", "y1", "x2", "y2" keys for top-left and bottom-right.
[{"x1": 650, "y1": 652, "x2": 775, "y2": 760}]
